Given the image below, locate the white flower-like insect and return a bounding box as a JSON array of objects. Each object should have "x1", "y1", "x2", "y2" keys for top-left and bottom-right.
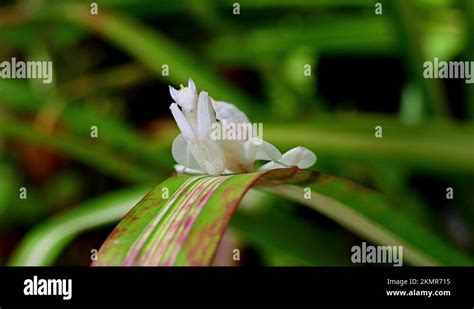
[{"x1": 169, "y1": 78, "x2": 316, "y2": 175}]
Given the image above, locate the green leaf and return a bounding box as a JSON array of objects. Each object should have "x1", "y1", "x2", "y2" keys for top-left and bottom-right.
[
  {"x1": 259, "y1": 175, "x2": 473, "y2": 266},
  {"x1": 94, "y1": 168, "x2": 472, "y2": 266},
  {"x1": 8, "y1": 187, "x2": 149, "y2": 266}
]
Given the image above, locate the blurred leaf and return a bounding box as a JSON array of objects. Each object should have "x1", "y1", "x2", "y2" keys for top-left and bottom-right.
[
  {"x1": 263, "y1": 117, "x2": 474, "y2": 174},
  {"x1": 8, "y1": 186, "x2": 149, "y2": 266},
  {"x1": 465, "y1": 0, "x2": 474, "y2": 119},
  {"x1": 231, "y1": 204, "x2": 349, "y2": 266},
  {"x1": 388, "y1": 0, "x2": 449, "y2": 117},
  {"x1": 399, "y1": 83, "x2": 424, "y2": 124},
  {"x1": 0, "y1": 117, "x2": 159, "y2": 183},
  {"x1": 0, "y1": 160, "x2": 47, "y2": 225},
  {"x1": 0, "y1": 80, "x2": 173, "y2": 170},
  {"x1": 0, "y1": 163, "x2": 18, "y2": 222},
  {"x1": 49, "y1": 2, "x2": 260, "y2": 116},
  {"x1": 259, "y1": 174, "x2": 473, "y2": 265},
  {"x1": 208, "y1": 16, "x2": 395, "y2": 65}
]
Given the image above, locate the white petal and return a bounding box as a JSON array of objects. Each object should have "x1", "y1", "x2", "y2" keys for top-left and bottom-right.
[{"x1": 169, "y1": 103, "x2": 195, "y2": 140}]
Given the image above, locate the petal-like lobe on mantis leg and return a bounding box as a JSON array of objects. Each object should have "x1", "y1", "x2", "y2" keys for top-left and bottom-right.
[
  {"x1": 171, "y1": 134, "x2": 202, "y2": 171},
  {"x1": 259, "y1": 146, "x2": 316, "y2": 170},
  {"x1": 197, "y1": 91, "x2": 216, "y2": 140},
  {"x1": 282, "y1": 146, "x2": 317, "y2": 168},
  {"x1": 170, "y1": 103, "x2": 195, "y2": 140},
  {"x1": 212, "y1": 99, "x2": 250, "y2": 124},
  {"x1": 256, "y1": 140, "x2": 282, "y2": 162}
]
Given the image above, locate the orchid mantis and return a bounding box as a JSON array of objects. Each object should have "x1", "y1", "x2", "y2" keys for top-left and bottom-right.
[{"x1": 169, "y1": 79, "x2": 316, "y2": 175}]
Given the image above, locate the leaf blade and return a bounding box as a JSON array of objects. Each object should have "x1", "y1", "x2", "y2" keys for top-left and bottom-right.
[
  {"x1": 93, "y1": 168, "x2": 309, "y2": 266},
  {"x1": 93, "y1": 168, "x2": 472, "y2": 266}
]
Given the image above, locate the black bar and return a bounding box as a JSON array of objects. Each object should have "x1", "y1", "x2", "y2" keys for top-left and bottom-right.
[{"x1": 0, "y1": 267, "x2": 472, "y2": 306}]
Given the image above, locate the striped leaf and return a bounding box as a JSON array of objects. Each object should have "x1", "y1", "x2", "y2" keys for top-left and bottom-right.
[
  {"x1": 92, "y1": 168, "x2": 312, "y2": 266},
  {"x1": 93, "y1": 168, "x2": 472, "y2": 266}
]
